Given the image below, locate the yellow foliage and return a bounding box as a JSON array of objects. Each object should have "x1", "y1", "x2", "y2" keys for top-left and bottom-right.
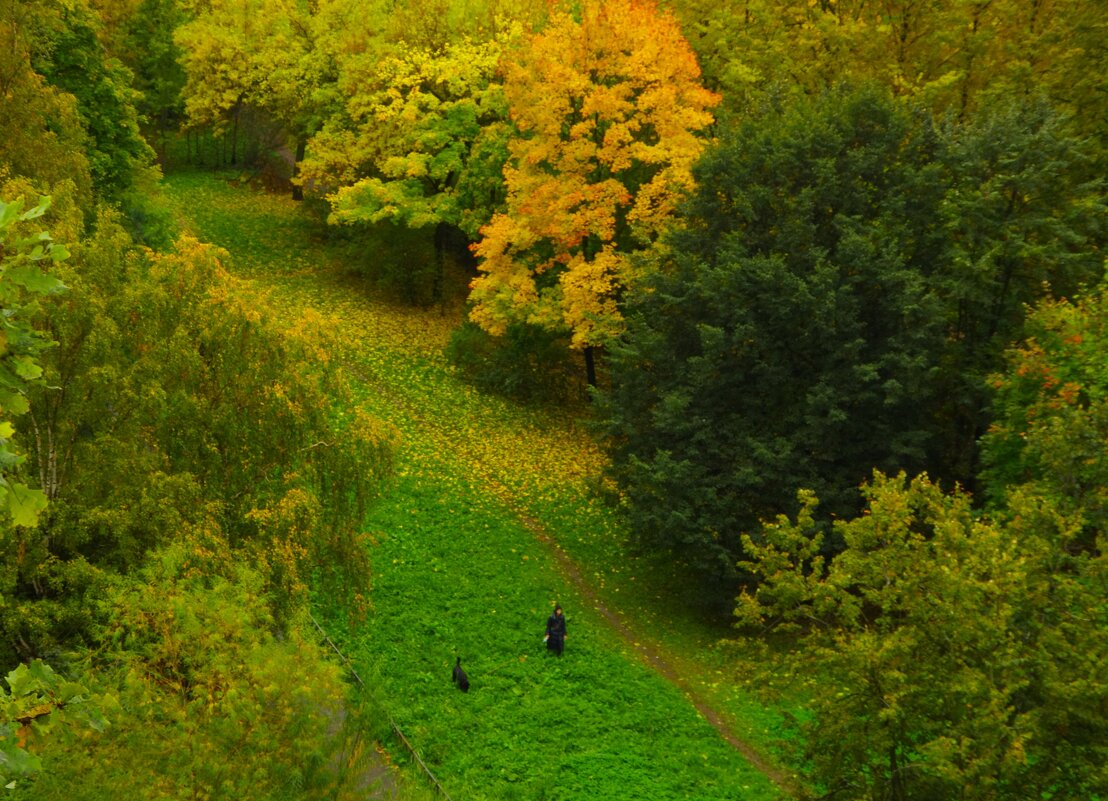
[
  {"x1": 311, "y1": 31, "x2": 512, "y2": 232},
  {"x1": 176, "y1": 0, "x2": 330, "y2": 137},
  {"x1": 470, "y1": 0, "x2": 718, "y2": 349},
  {"x1": 559, "y1": 248, "x2": 625, "y2": 349}
]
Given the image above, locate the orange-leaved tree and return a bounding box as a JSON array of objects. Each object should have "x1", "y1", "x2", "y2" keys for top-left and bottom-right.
[{"x1": 468, "y1": 0, "x2": 718, "y2": 384}]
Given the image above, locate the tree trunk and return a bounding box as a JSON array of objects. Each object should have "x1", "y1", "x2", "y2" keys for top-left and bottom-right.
[
  {"x1": 230, "y1": 108, "x2": 239, "y2": 166},
  {"x1": 291, "y1": 137, "x2": 306, "y2": 201},
  {"x1": 230, "y1": 99, "x2": 241, "y2": 166},
  {"x1": 888, "y1": 743, "x2": 905, "y2": 801},
  {"x1": 432, "y1": 221, "x2": 449, "y2": 307},
  {"x1": 584, "y1": 345, "x2": 597, "y2": 389}
]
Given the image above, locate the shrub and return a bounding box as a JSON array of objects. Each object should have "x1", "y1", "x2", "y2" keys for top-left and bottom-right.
[{"x1": 445, "y1": 320, "x2": 585, "y2": 404}]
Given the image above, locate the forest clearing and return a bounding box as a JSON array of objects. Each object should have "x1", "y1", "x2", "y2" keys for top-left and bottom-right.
[
  {"x1": 161, "y1": 170, "x2": 793, "y2": 800},
  {"x1": 1, "y1": 1, "x2": 1103, "y2": 799}
]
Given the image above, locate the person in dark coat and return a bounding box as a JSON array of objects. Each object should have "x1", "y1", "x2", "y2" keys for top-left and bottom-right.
[{"x1": 545, "y1": 604, "x2": 567, "y2": 656}]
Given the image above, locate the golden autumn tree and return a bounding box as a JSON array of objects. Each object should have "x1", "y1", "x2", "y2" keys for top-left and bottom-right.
[{"x1": 468, "y1": 0, "x2": 718, "y2": 384}]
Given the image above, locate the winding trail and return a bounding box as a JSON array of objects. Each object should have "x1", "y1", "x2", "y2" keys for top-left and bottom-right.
[
  {"x1": 341, "y1": 358, "x2": 799, "y2": 798},
  {"x1": 165, "y1": 172, "x2": 800, "y2": 800}
]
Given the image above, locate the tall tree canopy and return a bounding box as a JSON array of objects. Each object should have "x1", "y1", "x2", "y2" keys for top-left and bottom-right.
[
  {"x1": 1, "y1": 0, "x2": 96, "y2": 215},
  {"x1": 468, "y1": 0, "x2": 718, "y2": 374},
  {"x1": 672, "y1": 0, "x2": 1108, "y2": 144},
  {"x1": 600, "y1": 86, "x2": 1104, "y2": 581},
  {"x1": 736, "y1": 285, "x2": 1107, "y2": 800},
  {"x1": 981, "y1": 281, "x2": 1108, "y2": 547},
  {"x1": 315, "y1": 32, "x2": 515, "y2": 301},
  {"x1": 736, "y1": 467, "x2": 1106, "y2": 801},
  {"x1": 1, "y1": 2, "x2": 403, "y2": 790},
  {"x1": 0, "y1": 216, "x2": 394, "y2": 664},
  {"x1": 318, "y1": 34, "x2": 510, "y2": 237},
  {"x1": 932, "y1": 99, "x2": 1105, "y2": 480},
  {"x1": 18, "y1": 546, "x2": 371, "y2": 801},
  {"x1": 175, "y1": 0, "x2": 345, "y2": 189},
  {"x1": 30, "y1": 2, "x2": 154, "y2": 203}
]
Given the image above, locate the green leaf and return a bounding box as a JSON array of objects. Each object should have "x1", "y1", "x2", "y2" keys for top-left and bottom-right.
[
  {"x1": 0, "y1": 391, "x2": 30, "y2": 416},
  {"x1": 6, "y1": 482, "x2": 47, "y2": 528},
  {"x1": 5, "y1": 264, "x2": 65, "y2": 295},
  {"x1": 11, "y1": 356, "x2": 42, "y2": 381},
  {"x1": 5, "y1": 663, "x2": 33, "y2": 697},
  {"x1": 0, "y1": 198, "x2": 23, "y2": 230},
  {"x1": 19, "y1": 197, "x2": 51, "y2": 221},
  {"x1": 26, "y1": 660, "x2": 57, "y2": 688},
  {"x1": 56, "y1": 681, "x2": 87, "y2": 703},
  {"x1": 0, "y1": 743, "x2": 43, "y2": 775}
]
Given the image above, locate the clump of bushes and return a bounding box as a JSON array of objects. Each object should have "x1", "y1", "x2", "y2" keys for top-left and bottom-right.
[{"x1": 446, "y1": 320, "x2": 585, "y2": 404}]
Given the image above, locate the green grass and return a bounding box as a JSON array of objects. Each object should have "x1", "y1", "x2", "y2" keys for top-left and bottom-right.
[
  {"x1": 332, "y1": 464, "x2": 777, "y2": 800},
  {"x1": 160, "y1": 170, "x2": 800, "y2": 799}
]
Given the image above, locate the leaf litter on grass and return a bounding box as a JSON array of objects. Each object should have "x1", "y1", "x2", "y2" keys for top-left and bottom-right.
[{"x1": 162, "y1": 171, "x2": 796, "y2": 800}]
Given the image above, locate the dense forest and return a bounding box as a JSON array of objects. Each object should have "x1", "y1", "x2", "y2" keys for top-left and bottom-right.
[{"x1": 1, "y1": 0, "x2": 1104, "y2": 799}]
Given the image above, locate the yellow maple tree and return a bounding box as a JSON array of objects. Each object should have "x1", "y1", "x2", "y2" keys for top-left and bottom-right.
[{"x1": 468, "y1": 0, "x2": 718, "y2": 376}]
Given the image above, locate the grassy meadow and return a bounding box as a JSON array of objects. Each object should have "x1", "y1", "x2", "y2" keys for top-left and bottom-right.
[{"x1": 162, "y1": 170, "x2": 799, "y2": 800}]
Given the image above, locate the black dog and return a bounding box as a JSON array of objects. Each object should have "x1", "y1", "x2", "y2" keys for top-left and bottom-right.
[{"x1": 452, "y1": 656, "x2": 469, "y2": 692}]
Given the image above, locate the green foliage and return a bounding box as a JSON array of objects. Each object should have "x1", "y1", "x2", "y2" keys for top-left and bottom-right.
[
  {"x1": 737, "y1": 471, "x2": 1106, "y2": 800},
  {"x1": 339, "y1": 220, "x2": 448, "y2": 306},
  {"x1": 600, "y1": 86, "x2": 1105, "y2": 583},
  {"x1": 731, "y1": 282, "x2": 1107, "y2": 801},
  {"x1": 670, "y1": 0, "x2": 1108, "y2": 143},
  {"x1": 445, "y1": 320, "x2": 584, "y2": 403},
  {"x1": 0, "y1": 658, "x2": 109, "y2": 790},
  {"x1": 375, "y1": 0, "x2": 546, "y2": 49},
  {"x1": 0, "y1": 0, "x2": 172, "y2": 250},
  {"x1": 118, "y1": 0, "x2": 188, "y2": 134},
  {"x1": 0, "y1": 196, "x2": 67, "y2": 530},
  {"x1": 174, "y1": 0, "x2": 361, "y2": 186},
  {"x1": 322, "y1": 33, "x2": 512, "y2": 241},
  {"x1": 0, "y1": 206, "x2": 395, "y2": 665},
  {"x1": 116, "y1": 185, "x2": 178, "y2": 250},
  {"x1": 600, "y1": 87, "x2": 949, "y2": 578},
  {"x1": 933, "y1": 98, "x2": 1106, "y2": 480},
  {"x1": 31, "y1": 2, "x2": 156, "y2": 203},
  {"x1": 14, "y1": 546, "x2": 367, "y2": 800},
  {"x1": 982, "y1": 279, "x2": 1108, "y2": 546},
  {"x1": 306, "y1": 21, "x2": 518, "y2": 306},
  {"x1": 0, "y1": 1, "x2": 94, "y2": 216}
]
